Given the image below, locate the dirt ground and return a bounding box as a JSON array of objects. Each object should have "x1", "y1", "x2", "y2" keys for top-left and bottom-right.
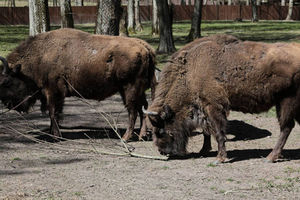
[{"x1": 1, "y1": 95, "x2": 300, "y2": 200}]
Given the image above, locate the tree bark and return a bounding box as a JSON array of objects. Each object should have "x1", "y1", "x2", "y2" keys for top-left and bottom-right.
[
  {"x1": 60, "y1": 0, "x2": 74, "y2": 28},
  {"x1": 134, "y1": 0, "x2": 143, "y2": 31},
  {"x1": 286, "y1": 0, "x2": 293, "y2": 20},
  {"x1": 29, "y1": 0, "x2": 50, "y2": 36},
  {"x1": 152, "y1": 0, "x2": 159, "y2": 35},
  {"x1": 187, "y1": 0, "x2": 203, "y2": 41},
  {"x1": 119, "y1": 7, "x2": 128, "y2": 36},
  {"x1": 53, "y1": 0, "x2": 58, "y2": 6},
  {"x1": 281, "y1": 0, "x2": 286, "y2": 6},
  {"x1": 75, "y1": 0, "x2": 84, "y2": 6},
  {"x1": 228, "y1": 0, "x2": 232, "y2": 5},
  {"x1": 251, "y1": 0, "x2": 258, "y2": 22},
  {"x1": 156, "y1": 0, "x2": 176, "y2": 53},
  {"x1": 127, "y1": 0, "x2": 135, "y2": 33},
  {"x1": 95, "y1": 0, "x2": 121, "y2": 36}
]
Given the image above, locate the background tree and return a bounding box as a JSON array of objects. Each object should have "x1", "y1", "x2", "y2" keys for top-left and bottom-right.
[
  {"x1": 281, "y1": 0, "x2": 286, "y2": 6},
  {"x1": 75, "y1": 0, "x2": 84, "y2": 6},
  {"x1": 119, "y1": 7, "x2": 129, "y2": 36},
  {"x1": 286, "y1": 0, "x2": 294, "y2": 20},
  {"x1": 156, "y1": 0, "x2": 175, "y2": 53},
  {"x1": 152, "y1": 0, "x2": 159, "y2": 35},
  {"x1": 134, "y1": 0, "x2": 143, "y2": 31},
  {"x1": 251, "y1": 0, "x2": 258, "y2": 22},
  {"x1": 187, "y1": 0, "x2": 203, "y2": 41},
  {"x1": 53, "y1": 0, "x2": 58, "y2": 6},
  {"x1": 60, "y1": 0, "x2": 74, "y2": 28},
  {"x1": 127, "y1": 0, "x2": 135, "y2": 33},
  {"x1": 95, "y1": 0, "x2": 121, "y2": 35},
  {"x1": 29, "y1": 0, "x2": 50, "y2": 36}
]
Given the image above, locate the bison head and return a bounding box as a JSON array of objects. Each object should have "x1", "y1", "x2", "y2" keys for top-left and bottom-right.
[
  {"x1": 144, "y1": 105, "x2": 189, "y2": 156},
  {"x1": 0, "y1": 56, "x2": 37, "y2": 113},
  {"x1": 145, "y1": 104, "x2": 208, "y2": 157}
]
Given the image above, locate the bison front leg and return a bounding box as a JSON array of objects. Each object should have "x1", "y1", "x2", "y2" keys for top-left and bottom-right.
[
  {"x1": 44, "y1": 89, "x2": 65, "y2": 140},
  {"x1": 206, "y1": 105, "x2": 228, "y2": 164},
  {"x1": 199, "y1": 134, "x2": 212, "y2": 156}
]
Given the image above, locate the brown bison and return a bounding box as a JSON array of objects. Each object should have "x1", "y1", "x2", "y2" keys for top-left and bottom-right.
[
  {"x1": 0, "y1": 28, "x2": 156, "y2": 141},
  {"x1": 145, "y1": 34, "x2": 300, "y2": 163}
]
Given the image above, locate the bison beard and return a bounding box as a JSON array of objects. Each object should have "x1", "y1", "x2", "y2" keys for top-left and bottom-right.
[
  {"x1": 0, "y1": 28, "x2": 156, "y2": 141},
  {"x1": 146, "y1": 34, "x2": 300, "y2": 163}
]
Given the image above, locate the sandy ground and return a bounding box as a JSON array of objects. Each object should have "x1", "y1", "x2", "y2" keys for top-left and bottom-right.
[{"x1": 1, "y1": 95, "x2": 300, "y2": 200}]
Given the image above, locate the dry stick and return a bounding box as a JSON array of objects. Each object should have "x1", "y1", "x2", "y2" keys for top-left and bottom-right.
[{"x1": 65, "y1": 77, "x2": 168, "y2": 160}]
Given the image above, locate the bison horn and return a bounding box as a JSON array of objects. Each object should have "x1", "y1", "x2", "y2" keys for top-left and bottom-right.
[
  {"x1": 0, "y1": 56, "x2": 9, "y2": 75},
  {"x1": 143, "y1": 108, "x2": 159, "y2": 116}
]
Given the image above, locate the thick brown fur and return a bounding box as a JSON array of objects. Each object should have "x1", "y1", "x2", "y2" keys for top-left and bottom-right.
[
  {"x1": 1, "y1": 28, "x2": 156, "y2": 141},
  {"x1": 147, "y1": 34, "x2": 300, "y2": 162}
]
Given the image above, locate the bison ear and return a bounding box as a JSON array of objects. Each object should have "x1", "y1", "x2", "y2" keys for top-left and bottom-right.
[
  {"x1": 161, "y1": 105, "x2": 174, "y2": 121},
  {"x1": 12, "y1": 64, "x2": 21, "y2": 74}
]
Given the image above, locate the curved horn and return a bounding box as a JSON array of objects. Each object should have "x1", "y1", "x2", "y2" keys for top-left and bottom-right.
[
  {"x1": 143, "y1": 108, "x2": 159, "y2": 116},
  {"x1": 0, "y1": 56, "x2": 9, "y2": 75}
]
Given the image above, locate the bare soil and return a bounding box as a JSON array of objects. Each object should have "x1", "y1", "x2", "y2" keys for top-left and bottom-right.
[{"x1": 1, "y1": 95, "x2": 300, "y2": 200}]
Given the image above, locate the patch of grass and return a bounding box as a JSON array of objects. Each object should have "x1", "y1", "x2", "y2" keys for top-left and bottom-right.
[
  {"x1": 161, "y1": 165, "x2": 169, "y2": 170},
  {"x1": 206, "y1": 163, "x2": 218, "y2": 167},
  {"x1": 2, "y1": 21, "x2": 300, "y2": 63},
  {"x1": 11, "y1": 157, "x2": 21, "y2": 161},
  {"x1": 74, "y1": 191, "x2": 83, "y2": 196},
  {"x1": 226, "y1": 178, "x2": 234, "y2": 182},
  {"x1": 284, "y1": 166, "x2": 300, "y2": 174}
]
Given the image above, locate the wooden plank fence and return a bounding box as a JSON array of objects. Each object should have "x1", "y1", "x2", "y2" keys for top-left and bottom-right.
[{"x1": 0, "y1": 5, "x2": 300, "y2": 25}]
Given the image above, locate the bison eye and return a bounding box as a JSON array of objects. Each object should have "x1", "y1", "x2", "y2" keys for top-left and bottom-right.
[{"x1": 0, "y1": 78, "x2": 11, "y2": 87}]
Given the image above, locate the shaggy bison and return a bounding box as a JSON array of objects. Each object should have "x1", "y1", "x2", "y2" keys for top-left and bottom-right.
[
  {"x1": 0, "y1": 28, "x2": 156, "y2": 141},
  {"x1": 145, "y1": 34, "x2": 300, "y2": 163}
]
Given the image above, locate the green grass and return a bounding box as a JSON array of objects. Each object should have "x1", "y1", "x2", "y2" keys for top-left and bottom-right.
[{"x1": 1, "y1": 20, "x2": 300, "y2": 58}]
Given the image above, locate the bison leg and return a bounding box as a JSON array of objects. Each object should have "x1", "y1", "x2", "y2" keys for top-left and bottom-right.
[
  {"x1": 138, "y1": 92, "x2": 149, "y2": 140},
  {"x1": 199, "y1": 134, "x2": 212, "y2": 156},
  {"x1": 266, "y1": 100, "x2": 296, "y2": 162},
  {"x1": 206, "y1": 105, "x2": 227, "y2": 163},
  {"x1": 45, "y1": 89, "x2": 65, "y2": 139}
]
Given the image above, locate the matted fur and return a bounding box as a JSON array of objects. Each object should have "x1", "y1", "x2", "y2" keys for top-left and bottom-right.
[
  {"x1": 1, "y1": 28, "x2": 156, "y2": 141},
  {"x1": 148, "y1": 34, "x2": 300, "y2": 162}
]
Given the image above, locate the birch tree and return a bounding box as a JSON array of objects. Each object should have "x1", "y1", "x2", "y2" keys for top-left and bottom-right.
[
  {"x1": 135, "y1": 0, "x2": 143, "y2": 31},
  {"x1": 286, "y1": 0, "x2": 294, "y2": 20},
  {"x1": 152, "y1": 0, "x2": 159, "y2": 35},
  {"x1": 29, "y1": 0, "x2": 50, "y2": 36},
  {"x1": 60, "y1": 0, "x2": 74, "y2": 28},
  {"x1": 127, "y1": 0, "x2": 135, "y2": 33}
]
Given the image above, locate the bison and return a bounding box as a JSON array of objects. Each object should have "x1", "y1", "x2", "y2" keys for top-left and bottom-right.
[
  {"x1": 0, "y1": 28, "x2": 156, "y2": 141},
  {"x1": 145, "y1": 34, "x2": 300, "y2": 163}
]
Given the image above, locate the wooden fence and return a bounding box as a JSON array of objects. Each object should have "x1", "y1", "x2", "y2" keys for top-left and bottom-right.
[{"x1": 0, "y1": 5, "x2": 300, "y2": 25}]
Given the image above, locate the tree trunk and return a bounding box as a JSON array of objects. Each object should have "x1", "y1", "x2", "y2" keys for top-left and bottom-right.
[
  {"x1": 251, "y1": 0, "x2": 258, "y2": 22},
  {"x1": 156, "y1": 0, "x2": 176, "y2": 53},
  {"x1": 95, "y1": 0, "x2": 121, "y2": 36},
  {"x1": 127, "y1": 0, "x2": 135, "y2": 33},
  {"x1": 181, "y1": 0, "x2": 186, "y2": 5},
  {"x1": 53, "y1": 0, "x2": 58, "y2": 6},
  {"x1": 228, "y1": 0, "x2": 232, "y2": 5},
  {"x1": 119, "y1": 7, "x2": 128, "y2": 36},
  {"x1": 75, "y1": 0, "x2": 84, "y2": 6},
  {"x1": 187, "y1": 0, "x2": 203, "y2": 41},
  {"x1": 60, "y1": 0, "x2": 74, "y2": 28},
  {"x1": 29, "y1": 0, "x2": 50, "y2": 36},
  {"x1": 286, "y1": 0, "x2": 293, "y2": 20},
  {"x1": 246, "y1": 0, "x2": 250, "y2": 6},
  {"x1": 134, "y1": 0, "x2": 143, "y2": 31},
  {"x1": 152, "y1": 0, "x2": 159, "y2": 35},
  {"x1": 8, "y1": 0, "x2": 16, "y2": 7},
  {"x1": 281, "y1": 0, "x2": 286, "y2": 6}
]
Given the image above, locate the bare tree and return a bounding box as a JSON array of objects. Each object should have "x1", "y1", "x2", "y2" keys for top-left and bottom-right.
[
  {"x1": 286, "y1": 0, "x2": 294, "y2": 20},
  {"x1": 8, "y1": 0, "x2": 16, "y2": 7},
  {"x1": 152, "y1": 0, "x2": 159, "y2": 35},
  {"x1": 127, "y1": 0, "x2": 135, "y2": 33},
  {"x1": 95, "y1": 0, "x2": 121, "y2": 35},
  {"x1": 29, "y1": 0, "x2": 50, "y2": 36},
  {"x1": 53, "y1": 0, "x2": 58, "y2": 6},
  {"x1": 60, "y1": 0, "x2": 74, "y2": 28},
  {"x1": 119, "y1": 7, "x2": 129, "y2": 36},
  {"x1": 251, "y1": 0, "x2": 258, "y2": 22},
  {"x1": 156, "y1": 0, "x2": 175, "y2": 53},
  {"x1": 75, "y1": 0, "x2": 84, "y2": 6},
  {"x1": 134, "y1": 0, "x2": 143, "y2": 31},
  {"x1": 187, "y1": 0, "x2": 203, "y2": 41}
]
